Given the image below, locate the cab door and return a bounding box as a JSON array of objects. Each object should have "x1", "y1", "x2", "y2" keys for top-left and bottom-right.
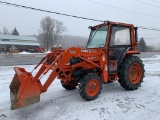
[{"x1": 108, "y1": 25, "x2": 132, "y2": 74}]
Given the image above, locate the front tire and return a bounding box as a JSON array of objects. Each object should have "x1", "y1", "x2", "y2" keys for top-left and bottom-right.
[
  {"x1": 118, "y1": 56, "x2": 144, "y2": 90},
  {"x1": 78, "y1": 73, "x2": 102, "y2": 101}
]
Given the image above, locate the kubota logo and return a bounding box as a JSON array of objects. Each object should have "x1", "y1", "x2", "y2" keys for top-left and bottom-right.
[
  {"x1": 70, "y1": 50, "x2": 76, "y2": 54},
  {"x1": 88, "y1": 56, "x2": 96, "y2": 60},
  {"x1": 81, "y1": 50, "x2": 91, "y2": 53}
]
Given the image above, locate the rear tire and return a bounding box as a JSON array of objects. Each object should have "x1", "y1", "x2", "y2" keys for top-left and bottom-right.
[
  {"x1": 78, "y1": 73, "x2": 102, "y2": 101},
  {"x1": 118, "y1": 56, "x2": 144, "y2": 90},
  {"x1": 61, "y1": 81, "x2": 78, "y2": 90}
]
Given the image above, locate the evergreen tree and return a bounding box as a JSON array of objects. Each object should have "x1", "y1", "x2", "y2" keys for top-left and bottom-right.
[
  {"x1": 138, "y1": 37, "x2": 147, "y2": 52},
  {"x1": 12, "y1": 27, "x2": 19, "y2": 35}
]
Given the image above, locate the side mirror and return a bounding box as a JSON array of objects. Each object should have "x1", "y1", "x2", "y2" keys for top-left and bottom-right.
[{"x1": 88, "y1": 26, "x2": 92, "y2": 29}]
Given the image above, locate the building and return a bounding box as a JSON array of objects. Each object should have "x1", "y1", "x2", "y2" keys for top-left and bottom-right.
[{"x1": 0, "y1": 34, "x2": 40, "y2": 52}]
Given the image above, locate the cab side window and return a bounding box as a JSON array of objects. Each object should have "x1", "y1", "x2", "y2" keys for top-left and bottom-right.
[{"x1": 110, "y1": 27, "x2": 131, "y2": 46}]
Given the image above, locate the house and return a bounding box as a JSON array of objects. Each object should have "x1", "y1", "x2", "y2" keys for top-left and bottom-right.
[{"x1": 0, "y1": 34, "x2": 40, "y2": 52}]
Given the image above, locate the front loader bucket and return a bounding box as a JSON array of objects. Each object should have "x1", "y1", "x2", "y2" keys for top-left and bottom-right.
[{"x1": 9, "y1": 67, "x2": 40, "y2": 110}]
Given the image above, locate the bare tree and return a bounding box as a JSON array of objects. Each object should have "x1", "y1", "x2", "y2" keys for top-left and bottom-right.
[
  {"x1": 3, "y1": 27, "x2": 10, "y2": 35},
  {"x1": 38, "y1": 33, "x2": 50, "y2": 51},
  {"x1": 53, "y1": 20, "x2": 66, "y2": 45},
  {"x1": 38, "y1": 16, "x2": 66, "y2": 50}
]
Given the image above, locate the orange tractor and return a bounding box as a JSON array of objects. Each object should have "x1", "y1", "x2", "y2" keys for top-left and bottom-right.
[{"x1": 10, "y1": 21, "x2": 144, "y2": 110}]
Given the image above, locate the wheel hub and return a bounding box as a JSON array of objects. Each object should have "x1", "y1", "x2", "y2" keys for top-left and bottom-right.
[
  {"x1": 86, "y1": 79, "x2": 100, "y2": 97},
  {"x1": 90, "y1": 83, "x2": 96, "y2": 90},
  {"x1": 129, "y1": 63, "x2": 142, "y2": 84}
]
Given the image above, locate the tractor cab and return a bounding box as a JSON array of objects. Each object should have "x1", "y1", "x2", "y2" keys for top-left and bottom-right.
[{"x1": 87, "y1": 21, "x2": 138, "y2": 74}]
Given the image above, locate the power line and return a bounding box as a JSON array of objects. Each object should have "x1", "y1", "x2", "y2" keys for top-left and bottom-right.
[
  {"x1": 84, "y1": 0, "x2": 160, "y2": 31},
  {"x1": 144, "y1": 37, "x2": 160, "y2": 39},
  {"x1": 84, "y1": 0, "x2": 160, "y2": 19},
  {"x1": 134, "y1": 0, "x2": 160, "y2": 9},
  {"x1": 0, "y1": 1, "x2": 160, "y2": 32},
  {"x1": 0, "y1": 1, "x2": 103, "y2": 22},
  {"x1": 137, "y1": 26, "x2": 160, "y2": 31},
  {"x1": 140, "y1": 33, "x2": 160, "y2": 35}
]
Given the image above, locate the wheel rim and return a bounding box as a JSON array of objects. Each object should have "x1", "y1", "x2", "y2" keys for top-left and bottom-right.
[
  {"x1": 129, "y1": 63, "x2": 142, "y2": 84},
  {"x1": 86, "y1": 79, "x2": 100, "y2": 97}
]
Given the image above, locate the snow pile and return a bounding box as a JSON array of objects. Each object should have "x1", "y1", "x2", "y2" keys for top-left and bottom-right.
[
  {"x1": 45, "y1": 51, "x2": 51, "y2": 53},
  {"x1": 0, "y1": 55, "x2": 160, "y2": 120},
  {"x1": 18, "y1": 51, "x2": 47, "y2": 55},
  {"x1": 19, "y1": 51, "x2": 32, "y2": 54}
]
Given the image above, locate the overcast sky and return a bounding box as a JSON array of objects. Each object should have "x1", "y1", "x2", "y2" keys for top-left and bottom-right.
[{"x1": 0, "y1": 0, "x2": 160, "y2": 47}]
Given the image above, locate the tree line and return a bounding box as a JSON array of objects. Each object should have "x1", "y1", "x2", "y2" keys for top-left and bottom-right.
[
  {"x1": 0, "y1": 27, "x2": 19, "y2": 35},
  {"x1": 1, "y1": 16, "x2": 160, "y2": 52},
  {"x1": 138, "y1": 37, "x2": 160, "y2": 52}
]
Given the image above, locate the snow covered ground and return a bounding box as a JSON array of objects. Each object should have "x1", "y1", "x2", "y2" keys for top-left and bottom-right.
[{"x1": 0, "y1": 55, "x2": 160, "y2": 120}]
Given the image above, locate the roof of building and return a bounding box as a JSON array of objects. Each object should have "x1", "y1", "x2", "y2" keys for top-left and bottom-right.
[
  {"x1": 0, "y1": 41, "x2": 40, "y2": 46},
  {"x1": 0, "y1": 34, "x2": 40, "y2": 46},
  {"x1": 0, "y1": 34, "x2": 37, "y2": 41}
]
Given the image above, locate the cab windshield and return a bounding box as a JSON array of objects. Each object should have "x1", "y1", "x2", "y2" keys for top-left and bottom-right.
[{"x1": 87, "y1": 25, "x2": 108, "y2": 48}]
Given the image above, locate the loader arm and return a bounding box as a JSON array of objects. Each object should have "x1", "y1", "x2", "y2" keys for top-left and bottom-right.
[
  {"x1": 39, "y1": 48, "x2": 76, "y2": 92},
  {"x1": 10, "y1": 47, "x2": 104, "y2": 110},
  {"x1": 36, "y1": 47, "x2": 103, "y2": 92}
]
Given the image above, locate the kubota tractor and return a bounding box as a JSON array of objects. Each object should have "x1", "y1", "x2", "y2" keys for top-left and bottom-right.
[{"x1": 10, "y1": 21, "x2": 144, "y2": 110}]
